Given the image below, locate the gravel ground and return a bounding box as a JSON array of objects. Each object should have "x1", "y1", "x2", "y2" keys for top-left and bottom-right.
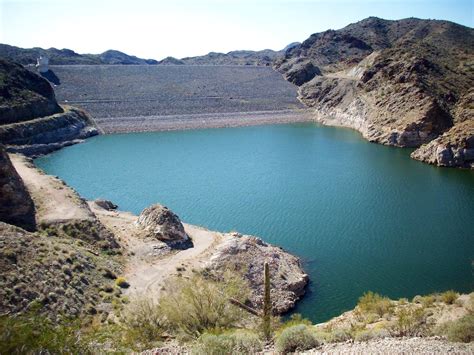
[
  {"x1": 49, "y1": 65, "x2": 308, "y2": 133},
  {"x1": 305, "y1": 337, "x2": 474, "y2": 354}
]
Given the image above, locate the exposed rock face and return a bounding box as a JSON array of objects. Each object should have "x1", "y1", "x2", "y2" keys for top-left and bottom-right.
[
  {"x1": 136, "y1": 204, "x2": 191, "y2": 248},
  {"x1": 275, "y1": 17, "x2": 474, "y2": 167},
  {"x1": 411, "y1": 120, "x2": 474, "y2": 168},
  {"x1": 0, "y1": 106, "x2": 99, "y2": 157},
  {"x1": 0, "y1": 146, "x2": 35, "y2": 231},
  {"x1": 207, "y1": 233, "x2": 308, "y2": 314},
  {"x1": 0, "y1": 58, "x2": 62, "y2": 124}
]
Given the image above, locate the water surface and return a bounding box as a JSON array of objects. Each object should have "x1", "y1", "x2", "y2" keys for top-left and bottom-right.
[{"x1": 36, "y1": 123, "x2": 474, "y2": 322}]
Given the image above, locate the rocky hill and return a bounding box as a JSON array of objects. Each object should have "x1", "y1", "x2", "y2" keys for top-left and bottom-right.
[
  {"x1": 0, "y1": 58, "x2": 62, "y2": 124},
  {"x1": 177, "y1": 49, "x2": 282, "y2": 66},
  {"x1": 275, "y1": 17, "x2": 474, "y2": 168},
  {"x1": 0, "y1": 44, "x2": 158, "y2": 65},
  {"x1": 0, "y1": 58, "x2": 98, "y2": 156}
]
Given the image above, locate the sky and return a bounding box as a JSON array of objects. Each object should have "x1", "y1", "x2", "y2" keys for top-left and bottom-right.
[{"x1": 0, "y1": 0, "x2": 472, "y2": 60}]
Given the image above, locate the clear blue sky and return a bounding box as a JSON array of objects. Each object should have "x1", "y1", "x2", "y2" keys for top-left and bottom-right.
[{"x1": 0, "y1": 0, "x2": 472, "y2": 60}]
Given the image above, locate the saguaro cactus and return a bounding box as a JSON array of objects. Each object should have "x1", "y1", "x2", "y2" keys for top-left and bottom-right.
[{"x1": 263, "y1": 261, "x2": 272, "y2": 339}]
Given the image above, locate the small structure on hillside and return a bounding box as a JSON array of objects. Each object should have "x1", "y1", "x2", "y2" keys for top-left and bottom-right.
[{"x1": 36, "y1": 55, "x2": 49, "y2": 73}]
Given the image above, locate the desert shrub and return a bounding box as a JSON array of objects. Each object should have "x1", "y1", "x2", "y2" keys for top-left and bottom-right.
[
  {"x1": 278, "y1": 313, "x2": 312, "y2": 331},
  {"x1": 413, "y1": 294, "x2": 436, "y2": 308},
  {"x1": 354, "y1": 328, "x2": 389, "y2": 342},
  {"x1": 441, "y1": 290, "x2": 459, "y2": 305},
  {"x1": 391, "y1": 306, "x2": 427, "y2": 337},
  {"x1": 357, "y1": 291, "x2": 393, "y2": 317},
  {"x1": 192, "y1": 330, "x2": 263, "y2": 355},
  {"x1": 329, "y1": 328, "x2": 352, "y2": 342},
  {"x1": 0, "y1": 314, "x2": 88, "y2": 354},
  {"x1": 437, "y1": 314, "x2": 474, "y2": 343},
  {"x1": 159, "y1": 272, "x2": 251, "y2": 339},
  {"x1": 121, "y1": 296, "x2": 164, "y2": 348},
  {"x1": 275, "y1": 324, "x2": 319, "y2": 354},
  {"x1": 115, "y1": 277, "x2": 129, "y2": 288}
]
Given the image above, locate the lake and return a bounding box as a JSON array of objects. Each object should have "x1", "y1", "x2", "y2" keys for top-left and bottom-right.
[{"x1": 35, "y1": 122, "x2": 474, "y2": 323}]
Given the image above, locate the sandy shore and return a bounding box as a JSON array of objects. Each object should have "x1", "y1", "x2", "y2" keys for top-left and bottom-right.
[{"x1": 94, "y1": 109, "x2": 313, "y2": 134}]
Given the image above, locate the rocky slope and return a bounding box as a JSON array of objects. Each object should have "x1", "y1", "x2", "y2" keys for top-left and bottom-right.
[
  {"x1": 1, "y1": 106, "x2": 99, "y2": 156},
  {"x1": 275, "y1": 17, "x2": 474, "y2": 168},
  {"x1": 0, "y1": 146, "x2": 35, "y2": 231},
  {"x1": 0, "y1": 58, "x2": 62, "y2": 124},
  {"x1": 0, "y1": 44, "x2": 158, "y2": 65},
  {"x1": 0, "y1": 58, "x2": 99, "y2": 156},
  {"x1": 0, "y1": 152, "x2": 122, "y2": 321}
]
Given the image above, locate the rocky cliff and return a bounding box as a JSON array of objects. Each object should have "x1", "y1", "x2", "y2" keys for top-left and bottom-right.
[
  {"x1": 0, "y1": 106, "x2": 98, "y2": 156},
  {"x1": 0, "y1": 146, "x2": 35, "y2": 231},
  {"x1": 275, "y1": 17, "x2": 474, "y2": 168},
  {"x1": 0, "y1": 58, "x2": 99, "y2": 156},
  {"x1": 0, "y1": 58, "x2": 62, "y2": 124}
]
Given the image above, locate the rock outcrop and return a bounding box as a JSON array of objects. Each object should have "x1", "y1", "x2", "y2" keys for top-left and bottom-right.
[
  {"x1": 136, "y1": 204, "x2": 192, "y2": 248},
  {"x1": 0, "y1": 58, "x2": 62, "y2": 124},
  {"x1": 275, "y1": 17, "x2": 474, "y2": 168},
  {"x1": 94, "y1": 199, "x2": 118, "y2": 211},
  {"x1": 0, "y1": 106, "x2": 99, "y2": 157},
  {"x1": 206, "y1": 232, "x2": 308, "y2": 314},
  {"x1": 0, "y1": 58, "x2": 99, "y2": 156},
  {"x1": 0, "y1": 146, "x2": 35, "y2": 231}
]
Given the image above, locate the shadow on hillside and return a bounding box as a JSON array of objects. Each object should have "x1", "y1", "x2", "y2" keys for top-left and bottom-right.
[{"x1": 40, "y1": 70, "x2": 61, "y2": 85}]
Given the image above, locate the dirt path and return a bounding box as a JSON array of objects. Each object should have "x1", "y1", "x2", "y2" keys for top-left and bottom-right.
[
  {"x1": 89, "y1": 203, "x2": 224, "y2": 299},
  {"x1": 10, "y1": 154, "x2": 95, "y2": 225}
]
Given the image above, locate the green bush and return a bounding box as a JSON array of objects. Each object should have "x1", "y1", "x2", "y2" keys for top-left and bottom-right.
[
  {"x1": 121, "y1": 296, "x2": 164, "y2": 349},
  {"x1": 392, "y1": 306, "x2": 427, "y2": 337},
  {"x1": 441, "y1": 290, "x2": 459, "y2": 305},
  {"x1": 115, "y1": 276, "x2": 130, "y2": 288},
  {"x1": 275, "y1": 324, "x2": 319, "y2": 354},
  {"x1": 438, "y1": 314, "x2": 474, "y2": 343},
  {"x1": 357, "y1": 291, "x2": 393, "y2": 317},
  {"x1": 159, "y1": 272, "x2": 251, "y2": 339},
  {"x1": 192, "y1": 330, "x2": 263, "y2": 355},
  {"x1": 0, "y1": 314, "x2": 88, "y2": 354},
  {"x1": 354, "y1": 328, "x2": 389, "y2": 342}
]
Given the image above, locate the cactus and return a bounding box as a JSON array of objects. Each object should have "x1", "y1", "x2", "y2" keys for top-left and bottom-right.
[{"x1": 263, "y1": 261, "x2": 272, "y2": 340}]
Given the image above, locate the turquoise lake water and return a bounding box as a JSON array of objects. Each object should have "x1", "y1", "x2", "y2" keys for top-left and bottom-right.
[{"x1": 35, "y1": 122, "x2": 474, "y2": 323}]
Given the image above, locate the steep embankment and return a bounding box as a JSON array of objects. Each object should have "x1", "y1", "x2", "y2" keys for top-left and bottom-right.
[
  {"x1": 0, "y1": 58, "x2": 99, "y2": 156},
  {"x1": 0, "y1": 148, "x2": 122, "y2": 320},
  {"x1": 0, "y1": 58, "x2": 62, "y2": 123},
  {"x1": 275, "y1": 17, "x2": 474, "y2": 168}
]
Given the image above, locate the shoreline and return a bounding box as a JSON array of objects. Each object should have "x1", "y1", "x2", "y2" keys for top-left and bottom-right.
[{"x1": 93, "y1": 108, "x2": 313, "y2": 134}]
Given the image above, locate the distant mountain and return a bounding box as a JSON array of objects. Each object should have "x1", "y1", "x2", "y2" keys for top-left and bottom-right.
[
  {"x1": 173, "y1": 48, "x2": 285, "y2": 66},
  {"x1": 274, "y1": 17, "x2": 474, "y2": 168},
  {"x1": 0, "y1": 44, "x2": 158, "y2": 65},
  {"x1": 93, "y1": 50, "x2": 158, "y2": 65}
]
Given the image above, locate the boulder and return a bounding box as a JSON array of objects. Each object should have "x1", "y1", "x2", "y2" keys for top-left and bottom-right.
[
  {"x1": 0, "y1": 147, "x2": 36, "y2": 231},
  {"x1": 94, "y1": 199, "x2": 118, "y2": 211},
  {"x1": 207, "y1": 233, "x2": 309, "y2": 314},
  {"x1": 136, "y1": 204, "x2": 191, "y2": 248}
]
